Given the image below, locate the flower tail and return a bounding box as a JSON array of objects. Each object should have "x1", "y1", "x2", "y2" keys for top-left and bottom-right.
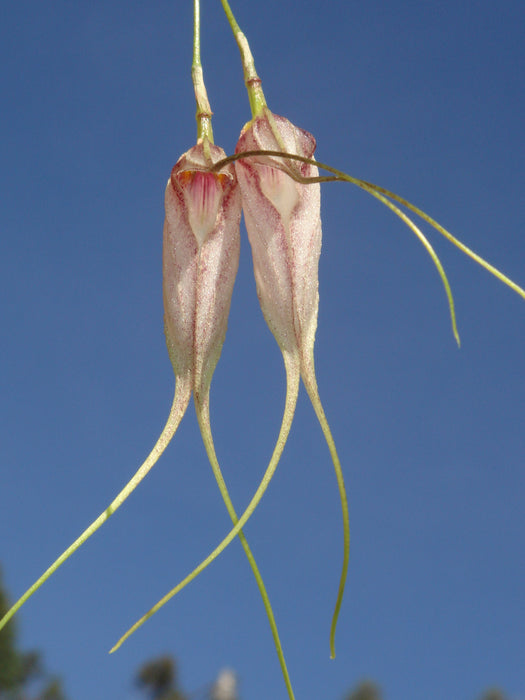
[
  {"x1": 0, "y1": 377, "x2": 192, "y2": 634},
  {"x1": 196, "y1": 392, "x2": 295, "y2": 700},
  {"x1": 110, "y1": 355, "x2": 300, "y2": 654},
  {"x1": 301, "y1": 360, "x2": 349, "y2": 660},
  {"x1": 360, "y1": 185, "x2": 461, "y2": 346},
  {"x1": 364, "y1": 182, "x2": 525, "y2": 302}
]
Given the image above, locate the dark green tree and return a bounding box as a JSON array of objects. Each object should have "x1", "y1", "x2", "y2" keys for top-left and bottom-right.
[
  {"x1": 0, "y1": 570, "x2": 22, "y2": 691},
  {"x1": 480, "y1": 690, "x2": 508, "y2": 700},
  {"x1": 344, "y1": 680, "x2": 382, "y2": 700},
  {"x1": 0, "y1": 567, "x2": 68, "y2": 700},
  {"x1": 136, "y1": 655, "x2": 187, "y2": 700}
]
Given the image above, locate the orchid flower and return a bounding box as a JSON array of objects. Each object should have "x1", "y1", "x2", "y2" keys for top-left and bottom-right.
[
  {"x1": 3, "y1": 4, "x2": 525, "y2": 700},
  {"x1": 234, "y1": 108, "x2": 350, "y2": 659},
  {"x1": 0, "y1": 6, "x2": 229, "y2": 630},
  {"x1": 120, "y1": 0, "x2": 525, "y2": 671},
  {"x1": 117, "y1": 1, "x2": 349, "y2": 663}
]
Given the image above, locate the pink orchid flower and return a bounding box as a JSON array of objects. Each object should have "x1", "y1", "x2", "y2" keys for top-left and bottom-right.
[
  {"x1": 234, "y1": 108, "x2": 350, "y2": 658},
  {"x1": 121, "y1": 106, "x2": 350, "y2": 664},
  {"x1": 235, "y1": 108, "x2": 321, "y2": 385}
]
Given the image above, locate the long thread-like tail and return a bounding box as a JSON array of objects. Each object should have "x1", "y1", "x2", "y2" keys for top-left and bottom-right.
[
  {"x1": 110, "y1": 354, "x2": 300, "y2": 652},
  {"x1": 301, "y1": 360, "x2": 349, "y2": 659},
  {"x1": 196, "y1": 393, "x2": 295, "y2": 700},
  {"x1": 0, "y1": 378, "x2": 192, "y2": 633}
]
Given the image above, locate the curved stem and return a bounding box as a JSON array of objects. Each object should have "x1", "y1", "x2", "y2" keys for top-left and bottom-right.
[
  {"x1": 363, "y1": 183, "x2": 525, "y2": 301},
  {"x1": 0, "y1": 379, "x2": 192, "y2": 634},
  {"x1": 196, "y1": 393, "x2": 295, "y2": 700},
  {"x1": 358, "y1": 183, "x2": 461, "y2": 345},
  {"x1": 110, "y1": 355, "x2": 300, "y2": 653}
]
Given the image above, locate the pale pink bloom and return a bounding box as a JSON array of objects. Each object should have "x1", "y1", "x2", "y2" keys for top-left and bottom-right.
[
  {"x1": 235, "y1": 109, "x2": 321, "y2": 380},
  {"x1": 0, "y1": 139, "x2": 242, "y2": 635},
  {"x1": 114, "y1": 112, "x2": 348, "y2": 661},
  {"x1": 163, "y1": 140, "x2": 241, "y2": 402},
  {"x1": 234, "y1": 108, "x2": 349, "y2": 658}
]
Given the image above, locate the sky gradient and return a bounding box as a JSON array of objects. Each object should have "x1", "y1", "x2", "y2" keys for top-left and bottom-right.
[{"x1": 1, "y1": 1, "x2": 524, "y2": 699}]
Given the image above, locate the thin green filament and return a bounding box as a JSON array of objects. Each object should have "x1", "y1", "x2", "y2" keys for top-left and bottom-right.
[
  {"x1": 0, "y1": 382, "x2": 191, "y2": 634},
  {"x1": 301, "y1": 366, "x2": 350, "y2": 659},
  {"x1": 195, "y1": 393, "x2": 295, "y2": 700},
  {"x1": 111, "y1": 355, "x2": 301, "y2": 652}
]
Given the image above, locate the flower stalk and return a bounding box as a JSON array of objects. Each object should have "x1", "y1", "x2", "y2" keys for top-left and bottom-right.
[
  {"x1": 219, "y1": 0, "x2": 266, "y2": 117},
  {"x1": 192, "y1": 0, "x2": 213, "y2": 142}
]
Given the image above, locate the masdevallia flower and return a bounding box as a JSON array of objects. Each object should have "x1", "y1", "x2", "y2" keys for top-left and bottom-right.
[
  {"x1": 163, "y1": 139, "x2": 241, "y2": 404},
  {"x1": 234, "y1": 108, "x2": 350, "y2": 659},
  {"x1": 235, "y1": 109, "x2": 321, "y2": 376},
  {"x1": 134, "y1": 0, "x2": 525, "y2": 673}
]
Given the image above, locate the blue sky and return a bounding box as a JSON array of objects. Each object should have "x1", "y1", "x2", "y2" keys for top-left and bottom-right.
[{"x1": 1, "y1": 1, "x2": 524, "y2": 699}]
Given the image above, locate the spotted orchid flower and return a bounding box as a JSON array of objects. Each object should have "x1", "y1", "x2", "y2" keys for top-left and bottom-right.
[
  {"x1": 235, "y1": 109, "x2": 321, "y2": 380},
  {"x1": 163, "y1": 139, "x2": 240, "y2": 406}
]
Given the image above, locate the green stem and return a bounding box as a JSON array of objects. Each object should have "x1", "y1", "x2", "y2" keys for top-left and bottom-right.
[
  {"x1": 193, "y1": 0, "x2": 213, "y2": 142},
  {"x1": 195, "y1": 393, "x2": 295, "y2": 700},
  {"x1": 110, "y1": 354, "x2": 300, "y2": 653},
  {"x1": 0, "y1": 379, "x2": 192, "y2": 634},
  {"x1": 219, "y1": 0, "x2": 266, "y2": 116}
]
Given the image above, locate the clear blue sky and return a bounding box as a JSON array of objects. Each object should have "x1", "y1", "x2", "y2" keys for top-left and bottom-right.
[{"x1": 1, "y1": 1, "x2": 524, "y2": 699}]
